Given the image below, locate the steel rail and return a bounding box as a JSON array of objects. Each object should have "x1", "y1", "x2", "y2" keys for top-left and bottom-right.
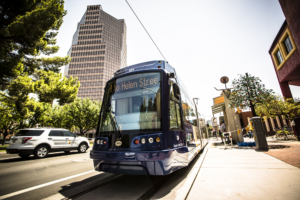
[
  {"x1": 61, "y1": 174, "x2": 125, "y2": 200},
  {"x1": 137, "y1": 175, "x2": 171, "y2": 200}
]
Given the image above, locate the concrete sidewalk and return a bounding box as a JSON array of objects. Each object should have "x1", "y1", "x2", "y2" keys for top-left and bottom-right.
[{"x1": 186, "y1": 145, "x2": 300, "y2": 200}]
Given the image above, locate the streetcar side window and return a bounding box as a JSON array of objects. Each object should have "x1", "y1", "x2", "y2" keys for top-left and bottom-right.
[
  {"x1": 169, "y1": 82, "x2": 182, "y2": 130},
  {"x1": 181, "y1": 91, "x2": 197, "y2": 126}
]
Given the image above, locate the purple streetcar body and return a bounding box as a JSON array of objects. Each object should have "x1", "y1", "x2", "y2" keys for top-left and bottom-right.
[{"x1": 90, "y1": 61, "x2": 208, "y2": 175}]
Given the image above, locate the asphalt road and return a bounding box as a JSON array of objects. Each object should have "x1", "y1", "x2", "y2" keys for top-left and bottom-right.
[
  {"x1": 0, "y1": 147, "x2": 205, "y2": 200},
  {"x1": 0, "y1": 148, "x2": 104, "y2": 200}
]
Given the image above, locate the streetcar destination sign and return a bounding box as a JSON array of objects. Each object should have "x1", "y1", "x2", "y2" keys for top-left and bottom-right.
[{"x1": 111, "y1": 74, "x2": 160, "y2": 93}]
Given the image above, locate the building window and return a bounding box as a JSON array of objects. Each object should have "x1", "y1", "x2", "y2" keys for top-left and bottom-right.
[
  {"x1": 272, "y1": 28, "x2": 297, "y2": 71},
  {"x1": 276, "y1": 49, "x2": 283, "y2": 64},
  {"x1": 284, "y1": 35, "x2": 293, "y2": 54}
]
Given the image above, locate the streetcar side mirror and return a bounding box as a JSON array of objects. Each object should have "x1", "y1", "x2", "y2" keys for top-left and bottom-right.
[{"x1": 173, "y1": 83, "x2": 180, "y2": 101}]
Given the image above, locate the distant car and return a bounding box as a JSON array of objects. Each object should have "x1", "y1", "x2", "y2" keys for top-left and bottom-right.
[{"x1": 6, "y1": 128, "x2": 90, "y2": 159}]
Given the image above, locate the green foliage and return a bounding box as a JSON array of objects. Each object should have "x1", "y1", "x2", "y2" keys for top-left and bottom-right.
[
  {"x1": 34, "y1": 70, "x2": 80, "y2": 105},
  {"x1": 0, "y1": 0, "x2": 69, "y2": 89},
  {"x1": 25, "y1": 99, "x2": 51, "y2": 128},
  {"x1": 0, "y1": 97, "x2": 102, "y2": 143},
  {"x1": 5, "y1": 74, "x2": 35, "y2": 116},
  {"x1": 65, "y1": 98, "x2": 102, "y2": 136},
  {"x1": 0, "y1": 101, "x2": 18, "y2": 145},
  {"x1": 256, "y1": 96, "x2": 300, "y2": 122},
  {"x1": 0, "y1": 0, "x2": 89, "y2": 143},
  {"x1": 229, "y1": 74, "x2": 274, "y2": 116},
  {"x1": 0, "y1": 96, "x2": 51, "y2": 144}
]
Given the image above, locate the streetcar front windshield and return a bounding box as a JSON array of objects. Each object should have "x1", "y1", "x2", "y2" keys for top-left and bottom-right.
[{"x1": 99, "y1": 72, "x2": 162, "y2": 134}]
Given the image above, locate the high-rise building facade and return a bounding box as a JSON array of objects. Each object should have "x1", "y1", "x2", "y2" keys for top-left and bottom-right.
[{"x1": 65, "y1": 5, "x2": 127, "y2": 101}]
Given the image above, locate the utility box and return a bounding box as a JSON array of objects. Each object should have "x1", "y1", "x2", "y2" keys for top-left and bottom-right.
[{"x1": 250, "y1": 117, "x2": 269, "y2": 151}]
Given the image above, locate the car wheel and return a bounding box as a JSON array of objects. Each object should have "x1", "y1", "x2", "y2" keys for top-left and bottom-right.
[
  {"x1": 64, "y1": 151, "x2": 70, "y2": 154},
  {"x1": 18, "y1": 154, "x2": 30, "y2": 159},
  {"x1": 34, "y1": 145, "x2": 49, "y2": 158},
  {"x1": 78, "y1": 143, "x2": 87, "y2": 153}
]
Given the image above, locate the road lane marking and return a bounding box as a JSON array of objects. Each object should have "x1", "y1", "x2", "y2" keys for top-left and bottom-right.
[
  {"x1": 0, "y1": 170, "x2": 97, "y2": 200},
  {"x1": 72, "y1": 158, "x2": 93, "y2": 162}
]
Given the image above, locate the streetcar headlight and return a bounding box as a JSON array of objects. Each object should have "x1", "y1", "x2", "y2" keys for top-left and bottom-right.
[
  {"x1": 176, "y1": 136, "x2": 179, "y2": 140},
  {"x1": 148, "y1": 137, "x2": 154, "y2": 143},
  {"x1": 96, "y1": 140, "x2": 100, "y2": 144},
  {"x1": 141, "y1": 138, "x2": 146, "y2": 144},
  {"x1": 156, "y1": 137, "x2": 160, "y2": 142},
  {"x1": 100, "y1": 140, "x2": 103, "y2": 145}
]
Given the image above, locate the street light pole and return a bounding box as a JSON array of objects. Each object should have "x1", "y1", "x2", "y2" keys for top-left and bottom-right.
[{"x1": 193, "y1": 98, "x2": 202, "y2": 144}]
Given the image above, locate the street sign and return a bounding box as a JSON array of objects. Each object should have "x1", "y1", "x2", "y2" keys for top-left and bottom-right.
[
  {"x1": 199, "y1": 118, "x2": 206, "y2": 128},
  {"x1": 212, "y1": 117, "x2": 218, "y2": 126},
  {"x1": 220, "y1": 76, "x2": 229, "y2": 84}
]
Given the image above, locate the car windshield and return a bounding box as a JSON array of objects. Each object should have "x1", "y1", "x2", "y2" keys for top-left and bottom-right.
[
  {"x1": 99, "y1": 72, "x2": 162, "y2": 134},
  {"x1": 16, "y1": 130, "x2": 44, "y2": 136}
]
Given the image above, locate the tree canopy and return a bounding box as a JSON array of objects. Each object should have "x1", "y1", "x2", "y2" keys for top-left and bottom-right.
[
  {"x1": 229, "y1": 73, "x2": 275, "y2": 116},
  {"x1": 66, "y1": 98, "x2": 101, "y2": 136},
  {"x1": 34, "y1": 70, "x2": 80, "y2": 105},
  {"x1": 0, "y1": 0, "x2": 70, "y2": 89},
  {"x1": 0, "y1": 0, "x2": 82, "y2": 145},
  {"x1": 256, "y1": 96, "x2": 300, "y2": 122}
]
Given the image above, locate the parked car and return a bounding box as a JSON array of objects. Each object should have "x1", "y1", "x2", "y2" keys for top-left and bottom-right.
[{"x1": 6, "y1": 128, "x2": 90, "y2": 159}]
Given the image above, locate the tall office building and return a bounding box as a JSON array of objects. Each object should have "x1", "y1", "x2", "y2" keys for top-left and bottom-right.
[{"x1": 65, "y1": 5, "x2": 127, "y2": 101}]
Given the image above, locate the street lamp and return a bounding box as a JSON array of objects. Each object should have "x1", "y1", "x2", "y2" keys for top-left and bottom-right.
[{"x1": 193, "y1": 98, "x2": 199, "y2": 105}]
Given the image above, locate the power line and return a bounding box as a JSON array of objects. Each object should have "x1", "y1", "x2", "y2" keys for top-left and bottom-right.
[{"x1": 125, "y1": 0, "x2": 167, "y2": 61}]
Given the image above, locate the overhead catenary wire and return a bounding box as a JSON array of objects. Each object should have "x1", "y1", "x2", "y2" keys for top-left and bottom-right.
[{"x1": 125, "y1": 0, "x2": 167, "y2": 61}]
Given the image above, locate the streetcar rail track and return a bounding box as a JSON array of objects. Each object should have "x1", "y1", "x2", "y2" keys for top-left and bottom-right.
[
  {"x1": 61, "y1": 174, "x2": 125, "y2": 200},
  {"x1": 137, "y1": 175, "x2": 171, "y2": 200}
]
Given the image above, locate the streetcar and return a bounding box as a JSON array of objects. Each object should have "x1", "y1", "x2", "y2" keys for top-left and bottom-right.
[{"x1": 90, "y1": 60, "x2": 209, "y2": 175}]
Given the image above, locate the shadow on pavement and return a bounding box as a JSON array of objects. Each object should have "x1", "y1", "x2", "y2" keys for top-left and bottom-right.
[
  {"x1": 53, "y1": 150, "x2": 205, "y2": 199},
  {"x1": 56, "y1": 172, "x2": 119, "y2": 198},
  {"x1": 0, "y1": 151, "x2": 88, "y2": 163},
  {"x1": 152, "y1": 150, "x2": 205, "y2": 199}
]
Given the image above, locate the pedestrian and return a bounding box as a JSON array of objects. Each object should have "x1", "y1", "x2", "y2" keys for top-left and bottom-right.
[
  {"x1": 219, "y1": 120, "x2": 226, "y2": 143},
  {"x1": 248, "y1": 130, "x2": 253, "y2": 138}
]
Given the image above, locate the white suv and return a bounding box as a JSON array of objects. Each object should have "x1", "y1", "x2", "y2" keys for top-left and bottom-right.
[{"x1": 6, "y1": 128, "x2": 90, "y2": 159}]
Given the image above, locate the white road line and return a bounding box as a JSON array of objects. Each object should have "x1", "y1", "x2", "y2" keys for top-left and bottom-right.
[{"x1": 0, "y1": 170, "x2": 96, "y2": 200}]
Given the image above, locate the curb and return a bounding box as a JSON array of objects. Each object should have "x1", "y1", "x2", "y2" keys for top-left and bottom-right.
[{"x1": 175, "y1": 145, "x2": 209, "y2": 200}]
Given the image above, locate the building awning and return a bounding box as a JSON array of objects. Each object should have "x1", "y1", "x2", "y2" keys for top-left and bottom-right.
[{"x1": 211, "y1": 102, "x2": 225, "y2": 114}]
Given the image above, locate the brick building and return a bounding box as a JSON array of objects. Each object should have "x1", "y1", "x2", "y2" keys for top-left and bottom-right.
[{"x1": 269, "y1": 0, "x2": 300, "y2": 99}]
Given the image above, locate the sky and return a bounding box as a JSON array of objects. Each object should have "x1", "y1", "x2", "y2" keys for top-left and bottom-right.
[{"x1": 53, "y1": 0, "x2": 300, "y2": 121}]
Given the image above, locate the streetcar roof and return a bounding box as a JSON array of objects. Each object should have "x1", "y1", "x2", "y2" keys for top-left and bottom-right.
[{"x1": 113, "y1": 60, "x2": 175, "y2": 77}]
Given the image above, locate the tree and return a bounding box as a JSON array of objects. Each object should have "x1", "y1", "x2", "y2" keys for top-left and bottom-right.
[
  {"x1": 256, "y1": 96, "x2": 300, "y2": 123},
  {"x1": 25, "y1": 99, "x2": 51, "y2": 128},
  {"x1": 0, "y1": 0, "x2": 69, "y2": 89},
  {"x1": 0, "y1": 102, "x2": 19, "y2": 145},
  {"x1": 65, "y1": 98, "x2": 101, "y2": 136},
  {"x1": 229, "y1": 73, "x2": 275, "y2": 116},
  {"x1": 0, "y1": 93, "x2": 52, "y2": 145},
  {"x1": 34, "y1": 69, "x2": 80, "y2": 105}
]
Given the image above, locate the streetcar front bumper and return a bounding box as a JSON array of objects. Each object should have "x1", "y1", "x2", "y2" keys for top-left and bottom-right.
[{"x1": 90, "y1": 148, "x2": 189, "y2": 176}]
